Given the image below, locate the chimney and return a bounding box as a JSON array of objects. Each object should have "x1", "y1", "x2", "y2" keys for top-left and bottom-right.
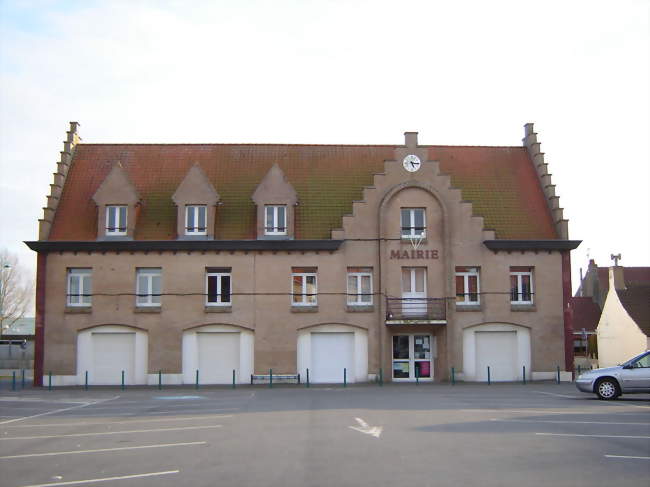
[
  {"x1": 404, "y1": 132, "x2": 418, "y2": 149},
  {"x1": 610, "y1": 266, "x2": 626, "y2": 290}
]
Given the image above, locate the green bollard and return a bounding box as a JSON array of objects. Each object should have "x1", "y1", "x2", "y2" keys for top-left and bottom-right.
[
  {"x1": 379, "y1": 368, "x2": 383, "y2": 386},
  {"x1": 85, "y1": 371, "x2": 88, "y2": 391},
  {"x1": 12, "y1": 371, "x2": 16, "y2": 391},
  {"x1": 577, "y1": 364, "x2": 581, "y2": 377},
  {"x1": 48, "y1": 371, "x2": 52, "y2": 391},
  {"x1": 451, "y1": 367, "x2": 455, "y2": 385},
  {"x1": 556, "y1": 366, "x2": 560, "y2": 384},
  {"x1": 487, "y1": 366, "x2": 491, "y2": 385},
  {"x1": 269, "y1": 369, "x2": 273, "y2": 388},
  {"x1": 232, "y1": 370, "x2": 236, "y2": 389},
  {"x1": 344, "y1": 368, "x2": 347, "y2": 388},
  {"x1": 195, "y1": 370, "x2": 199, "y2": 389},
  {"x1": 306, "y1": 368, "x2": 310, "y2": 388},
  {"x1": 523, "y1": 365, "x2": 526, "y2": 385},
  {"x1": 416, "y1": 366, "x2": 419, "y2": 385},
  {"x1": 158, "y1": 370, "x2": 162, "y2": 390},
  {"x1": 121, "y1": 370, "x2": 125, "y2": 391},
  {"x1": 21, "y1": 369, "x2": 25, "y2": 389}
]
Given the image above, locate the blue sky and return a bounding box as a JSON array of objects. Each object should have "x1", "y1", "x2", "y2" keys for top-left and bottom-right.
[{"x1": 0, "y1": 0, "x2": 648, "y2": 307}]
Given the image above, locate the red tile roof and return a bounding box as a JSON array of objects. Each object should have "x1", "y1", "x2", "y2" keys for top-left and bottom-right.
[
  {"x1": 596, "y1": 267, "x2": 650, "y2": 293},
  {"x1": 569, "y1": 297, "x2": 602, "y2": 332},
  {"x1": 617, "y1": 285, "x2": 650, "y2": 336},
  {"x1": 49, "y1": 143, "x2": 558, "y2": 241}
]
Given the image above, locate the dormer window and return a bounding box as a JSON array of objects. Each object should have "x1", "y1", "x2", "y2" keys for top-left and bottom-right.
[
  {"x1": 265, "y1": 205, "x2": 287, "y2": 235},
  {"x1": 106, "y1": 205, "x2": 127, "y2": 235},
  {"x1": 186, "y1": 205, "x2": 207, "y2": 235}
]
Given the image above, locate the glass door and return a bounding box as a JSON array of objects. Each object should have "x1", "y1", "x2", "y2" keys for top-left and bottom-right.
[
  {"x1": 402, "y1": 268, "x2": 427, "y2": 316},
  {"x1": 392, "y1": 334, "x2": 434, "y2": 381}
]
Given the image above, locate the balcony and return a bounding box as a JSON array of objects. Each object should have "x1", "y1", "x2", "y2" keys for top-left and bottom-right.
[{"x1": 385, "y1": 297, "x2": 447, "y2": 325}]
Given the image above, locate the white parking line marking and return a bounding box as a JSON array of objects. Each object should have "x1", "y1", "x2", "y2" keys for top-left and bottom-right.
[
  {"x1": 491, "y1": 418, "x2": 650, "y2": 426},
  {"x1": 533, "y1": 391, "x2": 581, "y2": 399},
  {"x1": 4, "y1": 414, "x2": 233, "y2": 428},
  {"x1": 1, "y1": 424, "x2": 222, "y2": 441},
  {"x1": 0, "y1": 397, "x2": 120, "y2": 426},
  {"x1": 0, "y1": 441, "x2": 206, "y2": 459},
  {"x1": 19, "y1": 469, "x2": 179, "y2": 487},
  {"x1": 605, "y1": 454, "x2": 650, "y2": 460},
  {"x1": 536, "y1": 432, "x2": 650, "y2": 439},
  {"x1": 49, "y1": 407, "x2": 240, "y2": 418}
]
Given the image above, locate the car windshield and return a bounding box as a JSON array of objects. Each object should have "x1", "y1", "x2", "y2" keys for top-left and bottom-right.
[{"x1": 621, "y1": 351, "x2": 650, "y2": 367}]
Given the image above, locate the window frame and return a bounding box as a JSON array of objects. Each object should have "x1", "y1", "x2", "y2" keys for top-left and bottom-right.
[
  {"x1": 400, "y1": 208, "x2": 426, "y2": 239},
  {"x1": 185, "y1": 205, "x2": 207, "y2": 235},
  {"x1": 105, "y1": 205, "x2": 127, "y2": 236},
  {"x1": 264, "y1": 205, "x2": 287, "y2": 235},
  {"x1": 136, "y1": 268, "x2": 162, "y2": 307},
  {"x1": 510, "y1": 268, "x2": 534, "y2": 305},
  {"x1": 67, "y1": 268, "x2": 92, "y2": 307},
  {"x1": 347, "y1": 270, "x2": 373, "y2": 306},
  {"x1": 291, "y1": 271, "x2": 318, "y2": 306},
  {"x1": 205, "y1": 271, "x2": 232, "y2": 306},
  {"x1": 455, "y1": 267, "x2": 480, "y2": 305}
]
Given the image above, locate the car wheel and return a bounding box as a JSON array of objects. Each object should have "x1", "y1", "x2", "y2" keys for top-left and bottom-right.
[{"x1": 595, "y1": 378, "x2": 620, "y2": 400}]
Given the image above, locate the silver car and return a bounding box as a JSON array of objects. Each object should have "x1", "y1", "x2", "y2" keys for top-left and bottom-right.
[{"x1": 575, "y1": 350, "x2": 650, "y2": 400}]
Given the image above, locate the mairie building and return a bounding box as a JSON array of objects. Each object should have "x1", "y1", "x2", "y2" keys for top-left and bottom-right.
[{"x1": 26, "y1": 123, "x2": 580, "y2": 386}]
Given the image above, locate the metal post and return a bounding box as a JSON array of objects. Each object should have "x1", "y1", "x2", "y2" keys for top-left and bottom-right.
[
  {"x1": 577, "y1": 364, "x2": 581, "y2": 377},
  {"x1": 48, "y1": 371, "x2": 52, "y2": 391},
  {"x1": 195, "y1": 370, "x2": 199, "y2": 389},
  {"x1": 232, "y1": 369, "x2": 236, "y2": 389},
  {"x1": 21, "y1": 369, "x2": 25, "y2": 389},
  {"x1": 158, "y1": 370, "x2": 162, "y2": 390},
  {"x1": 416, "y1": 366, "x2": 419, "y2": 385},
  {"x1": 306, "y1": 368, "x2": 310, "y2": 388},
  {"x1": 522, "y1": 365, "x2": 526, "y2": 385},
  {"x1": 12, "y1": 371, "x2": 16, "y2": 391},
  {"x1": 451, "y1": 367, "x2": 456, "y2": 385},
  {"x1": 269, "y1": 368, "x2": 272, "y2": 388},
  {"x1": 556, "y1": 366, "x2": 560, "y2": 384},
  {"x1": 121, "y1": 370, "x2": 125, "y2": 391},
  {"x1": 343, "y1": 368, "x2": 347, "y2": 387},
  {"x1": 379, "y1": 368, "x2": 383, "y2": 386},
  {"x1": 85, "y1": 371, "x2": 88, "y2": 391},
  {"x1": 487, "y1": 366, "x2": 491, "y2": 385}
]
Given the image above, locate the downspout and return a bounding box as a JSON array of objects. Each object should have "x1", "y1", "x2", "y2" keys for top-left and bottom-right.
[
  {"x1": 562, "y1": 250, "x2": 574, "y2": 373},
  {"x1": 34, "y1": 252, "x2": 47, "y2": 386}
]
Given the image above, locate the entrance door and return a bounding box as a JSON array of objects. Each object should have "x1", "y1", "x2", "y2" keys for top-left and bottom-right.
[
  {"x1": 402, "y1": 268, "x2": 427, "y2": 316},
  {"x1": 392, "y1": 334, "x2": 434, "y2": 381},
  {"x1": 197, "y1": 332, "x2": 240, "y2": 384}
]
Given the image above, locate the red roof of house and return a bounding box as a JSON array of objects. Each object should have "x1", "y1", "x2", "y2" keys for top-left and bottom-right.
[
  {"x1": 569, "y1": 297, "x2": 602, "y2": 332},
  {"x1": 48, "y1": 143, "x2": 558, "y2": 241},
  {"x1": 617, "y1": 285, "x2": 650, "y2": 336},
  {"x1": 596, "y1": 267, "x2": 650, "y2": 293}
]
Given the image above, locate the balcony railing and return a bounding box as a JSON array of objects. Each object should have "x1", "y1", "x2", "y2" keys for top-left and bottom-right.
[{"x1": 386, "y1": 297, "x2": 447, "y2": 322}]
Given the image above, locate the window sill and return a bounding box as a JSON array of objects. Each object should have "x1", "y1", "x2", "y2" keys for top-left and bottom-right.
[
  {"x1": 205, "y1": 306, "x2": 232, "y2": 313},
  {"x1": 346, "y1": 305, "x2": 375, "y2": 313},
  {"x1": 455, "y1": 304, "x2": 482, "y2": 312},
  {"x1": 64, "y1": 306, "x2": 92, "y2": 314},
  {"x1": 135, "y1": 306, "x2": 162, "y2": 313},
  {"x1": 511, "y1": 304, "x2": 536, "y2": 312},
  {"x1": 291, "y1": 306, "x2": 319, "y2": 313}
]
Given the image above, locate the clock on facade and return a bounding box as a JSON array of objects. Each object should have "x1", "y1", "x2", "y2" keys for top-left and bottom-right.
[{"x1": 403, "y1": 154, "x2": 421, "y2": 172}]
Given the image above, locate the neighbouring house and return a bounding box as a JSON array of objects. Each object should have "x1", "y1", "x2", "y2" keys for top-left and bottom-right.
[
  {"x1": 573, "y1": 260, "x2": 650, "y2": 367},
  {"x1": 25, "y1": 122, "x2": 580, "y2": 386},
  {"x1": 0, "y1": 317, "x2": 35, "y2": 373}
]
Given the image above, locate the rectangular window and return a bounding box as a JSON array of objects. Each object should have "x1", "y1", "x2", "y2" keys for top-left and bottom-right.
[
  {"x1": 292, "y1": 267, "x2": 317, "y2": 306},
  {"x1": 185, "y1": 205, "x2": 207, "y2": 235},
  {"x1": 347, "y1": 267, "x2": 373, "y2": 305},
  {"x1": 206, "y1": 268, "x2": 231, "y2": 306},
  {"x1": 136, "y1": 268, "x2": 162, "y2": 306},
  {"x1": 265, "y1": 205, "x2": 287, "y2": 235},
  {"x1": 455, "y1": 267, "x2": 480, "y2": 305},
  {"x1": 67, "y1": 268, "x2": 92, "y2": 306},
  {"x1": 400, "y1": 208, "x2": 426, "y2": 238},
  {"x1": 510, "y1": 267, "x2": 534, "y2": 304},
  {"x1": 106, "y1": 205, "x2": 127, "y2": 235}
]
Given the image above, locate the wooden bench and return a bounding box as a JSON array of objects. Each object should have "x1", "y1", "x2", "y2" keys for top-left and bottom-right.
[{"x1": 250, "y1": 373, "x2": 301, "y2": 385}]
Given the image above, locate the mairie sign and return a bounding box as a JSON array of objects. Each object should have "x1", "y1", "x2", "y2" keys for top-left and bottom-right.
[{"x1": 390, "y1": 249, "x2": 439, "y2": 260}]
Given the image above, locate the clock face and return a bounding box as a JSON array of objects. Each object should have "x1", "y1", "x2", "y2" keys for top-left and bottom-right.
[{"x1": 403, "y1": 154, "x2": 421, "y2": 172}]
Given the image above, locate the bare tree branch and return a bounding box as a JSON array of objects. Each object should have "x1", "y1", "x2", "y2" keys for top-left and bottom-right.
[{"x1": 0, "y1": 249, "x2": 34, "y2": 337}]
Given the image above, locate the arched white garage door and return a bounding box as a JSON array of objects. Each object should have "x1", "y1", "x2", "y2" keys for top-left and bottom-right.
[
  {"x1": 77, "y1": 325, "x2": 148, "y2": 385},
  {"x1": 297, "y1": 324, "x2": 368, "y2": 383},
  {"x1": 182, "y1": 325, "x2": 254, "y2": 384},
  {"x1": 463, "y1": 323, "x2": 531, "y2": 382}
]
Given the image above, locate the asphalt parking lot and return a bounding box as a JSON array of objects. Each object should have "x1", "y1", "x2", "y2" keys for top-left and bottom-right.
[{"x1": 0, "y1": 383, "x2": 648, "y2": 487}]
